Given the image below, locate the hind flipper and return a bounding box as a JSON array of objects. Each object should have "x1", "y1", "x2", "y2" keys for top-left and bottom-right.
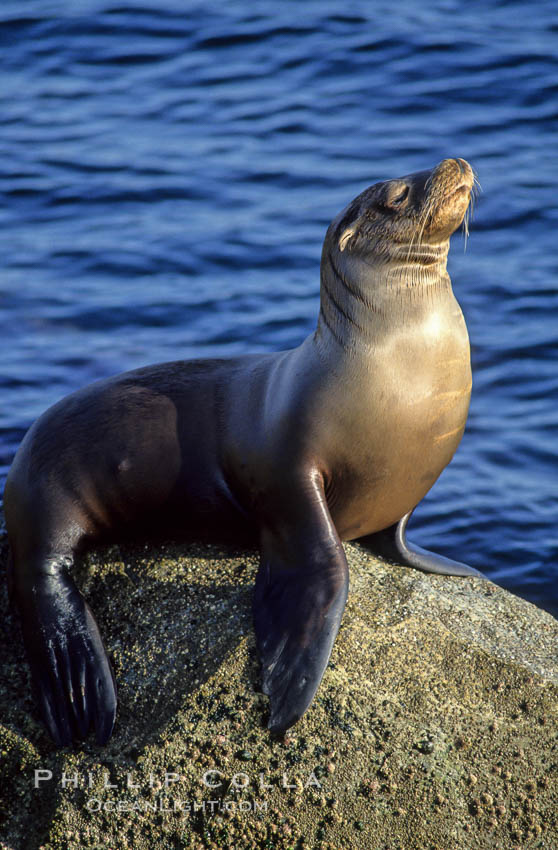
[
  {"x1": 12, "y1": 562, "x2": 117, "y2": 746},
  {"x1": 358, "y1": 509, "x2": 485, "y2": 578}
]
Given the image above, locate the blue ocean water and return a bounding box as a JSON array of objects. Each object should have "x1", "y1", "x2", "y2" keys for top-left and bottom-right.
[{"x1": 0, "y1": 1, "x2": 557, "y2": 617}]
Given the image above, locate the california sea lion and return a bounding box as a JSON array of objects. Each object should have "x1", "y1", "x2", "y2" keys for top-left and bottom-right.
[{"x1": 4, "y1": 157, "x2": 482, "y2": 747}]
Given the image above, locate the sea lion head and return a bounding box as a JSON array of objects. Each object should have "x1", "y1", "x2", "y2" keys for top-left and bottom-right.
[
  {"x1": 317, "y1": 159, "x2": 477, "y2": 348},
  {"x1": 326, "y1": 157, "x2": 476, "y2": 267}
]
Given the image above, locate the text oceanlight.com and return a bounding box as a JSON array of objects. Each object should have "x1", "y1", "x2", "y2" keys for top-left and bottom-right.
[{"x1": 86, "y1": 798, "x2": 268, "y2": 813}]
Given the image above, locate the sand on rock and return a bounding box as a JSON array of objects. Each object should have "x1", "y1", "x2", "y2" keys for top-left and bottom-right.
[{"x1": 0, "y1": 526, "x2": 556, "y2": 850}]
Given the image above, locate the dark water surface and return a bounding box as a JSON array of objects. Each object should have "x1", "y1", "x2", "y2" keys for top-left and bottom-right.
[{"x1": 1, "y1": 1, "x2": 557, "y2": 616}]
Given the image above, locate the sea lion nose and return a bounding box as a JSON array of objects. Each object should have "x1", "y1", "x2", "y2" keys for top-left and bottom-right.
[
  {"x1": 437, "y1": 158, "x2": 463, "y2": 173},
  {"x1": 433, "y1": 158, "x2": 473, "y2": 184},
  {"x1": 454, "y1": 157, "x2": 472, "y2": 175}
]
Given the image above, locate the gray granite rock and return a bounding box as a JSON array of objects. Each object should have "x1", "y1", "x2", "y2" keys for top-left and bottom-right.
[{"x1": 0, "y1": 527, "x2": 556, "y2": 850}]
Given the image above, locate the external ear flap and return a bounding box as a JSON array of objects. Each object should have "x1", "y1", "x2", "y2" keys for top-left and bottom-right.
[{"x1": 338, "y1": 227, "x2": 355, "y2": 252}]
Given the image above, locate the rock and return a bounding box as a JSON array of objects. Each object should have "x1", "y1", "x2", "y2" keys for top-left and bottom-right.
[{"x1": 0, "y1": 524, "x2": 556, "y2": 850}]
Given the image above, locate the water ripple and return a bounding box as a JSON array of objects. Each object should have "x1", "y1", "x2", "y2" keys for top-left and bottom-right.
[{"x1": 0, "y1": 0, "x2": 557, "y2": 617}]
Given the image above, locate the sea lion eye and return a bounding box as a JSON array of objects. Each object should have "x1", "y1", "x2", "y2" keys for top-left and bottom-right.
[
  {"x1": 381, "y1": 184, "x2": 410, "y2": 212},
  {"x1": 391, "y1": 186, "x2": 409, "y2": 205}
]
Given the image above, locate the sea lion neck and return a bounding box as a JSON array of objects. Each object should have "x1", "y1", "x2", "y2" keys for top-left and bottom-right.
[{"x1": 314, "y1": 242, "x2": 452, "y2": 356}]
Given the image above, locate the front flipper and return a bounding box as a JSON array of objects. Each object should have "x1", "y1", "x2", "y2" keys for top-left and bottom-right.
[
  {"x1": 13, "y1": 567, "x2": 117, "y2": 747},
  {"x1": 358, "y1": 509, "x2": 485, "y2": 578},
  {"x1": 253, "y1": 476, "x2": 349, "y2": 734}
]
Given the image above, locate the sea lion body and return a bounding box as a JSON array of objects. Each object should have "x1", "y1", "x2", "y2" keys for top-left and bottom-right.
[
  {"x1": 8, "y1": 317, "x2": 469, "y2": 549},
  {"x1": 4, "y1": 158, "x2": 480, "y2": 746}
]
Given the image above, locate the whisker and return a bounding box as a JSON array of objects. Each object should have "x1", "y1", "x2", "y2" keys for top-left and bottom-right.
[
  {"x1": 462, "y1": 210, "x2": 469, "y2": 252},
  {"x1": 462, "y1": 173, "x2": 481, "y2": 251}
]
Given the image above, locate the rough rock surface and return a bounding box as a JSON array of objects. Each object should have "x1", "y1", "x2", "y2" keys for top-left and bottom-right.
[{"x1": 0, "y1": 524, "x2": 556, "y2": 850}]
